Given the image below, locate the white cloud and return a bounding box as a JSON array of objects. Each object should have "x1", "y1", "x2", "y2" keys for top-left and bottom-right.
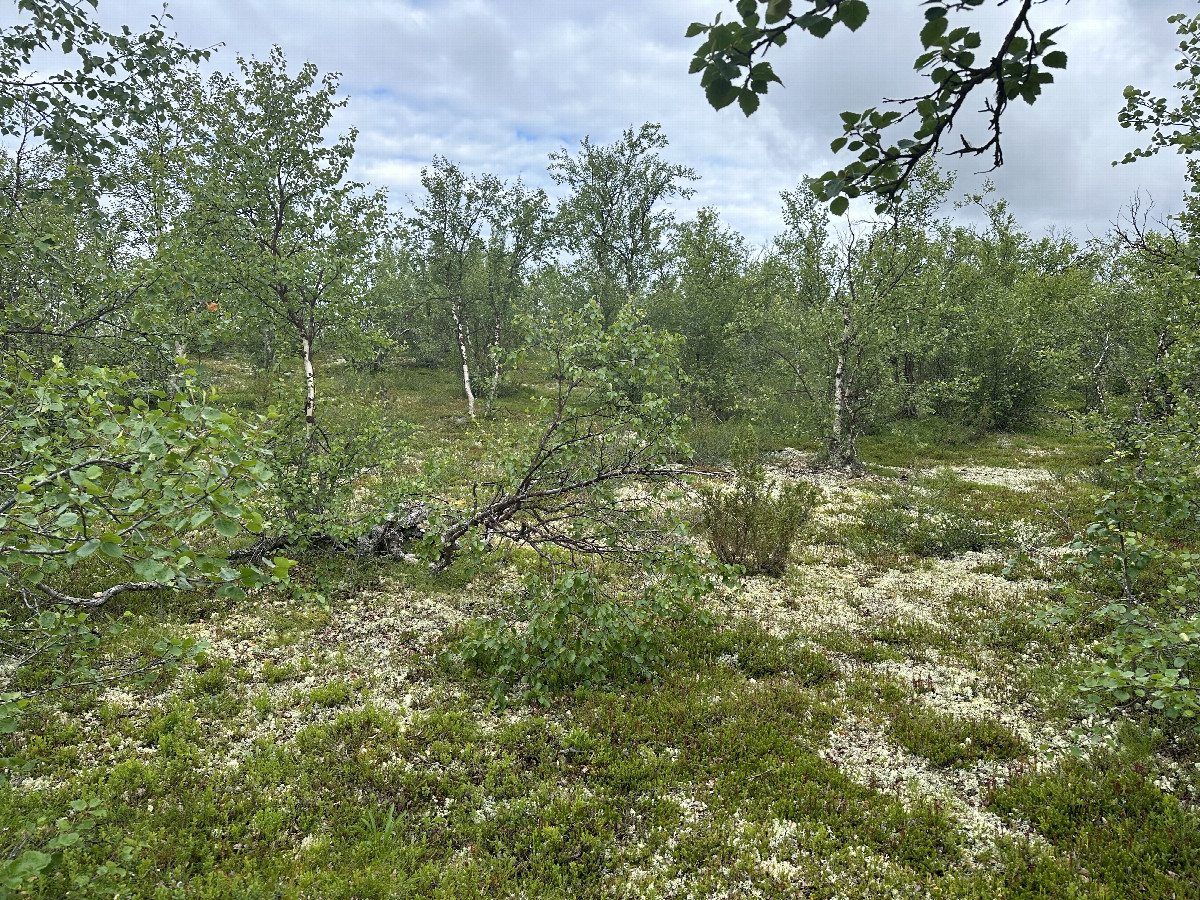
[{"x1": 83, "y1": 0, "x2": 1194, "y2": 244}]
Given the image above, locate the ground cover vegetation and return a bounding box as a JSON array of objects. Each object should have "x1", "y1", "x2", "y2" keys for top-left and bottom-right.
[{"x1": 1, "y1": 0, "x2": 1199, "y2": 896}]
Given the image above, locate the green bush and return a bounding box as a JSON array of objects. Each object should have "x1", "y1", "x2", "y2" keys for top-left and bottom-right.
[
  {"x1": 453, "y1": 552, "x2": 712, "y2": 706},
  {"x1": 698, "y1": 432, "x2": 819, "y2": 576},
  {"x1": 264, "y1": 406, "x2": 410, "y2": 547},
  {"x1": 1053, "y1": 385, "x2": 1200, "y2": 724}
]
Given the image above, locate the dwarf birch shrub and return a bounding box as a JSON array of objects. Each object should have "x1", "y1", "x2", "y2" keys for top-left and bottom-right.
[
  {"x1": 1055, "y1": 384, "x2": 1200, "y2": 724},
  {"x1": 698, "y1": 433, "x2": 819, "y2": 576},
  {"x1": 455, "y1": 551, "x2": 713, "y2": 706}
]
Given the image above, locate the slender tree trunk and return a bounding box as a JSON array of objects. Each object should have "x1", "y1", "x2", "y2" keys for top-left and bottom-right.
[
  {"x1": 1135, "y1": 328, "x2": 1175, "y2": 424},
  {"x1": 900, "y1": 352, "x2": 918, "y2": 418},
  {"x1": 484, "y1": 317, "x2": 503, "y2": 417},
  {"x1": 1089, "y1": 330, "x2": 1111, "y2": 415},
  {"x1": 828, "y1": 302, "x2": 857, "y2": 468},
  {"x1": 169, "y1": 339, "x2": 187, "y2": 394},
  {"x1": 302, "y1": 333, "x2": 317, "y2": 440},
  {"x1": 260, "y1": 325, "x2": 276, "y2": 371},
  {"x1": 450, "y1": 303, "x2": 476, "y2": 418}
]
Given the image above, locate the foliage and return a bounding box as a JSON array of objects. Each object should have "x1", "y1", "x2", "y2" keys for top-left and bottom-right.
[
  {"x1": 0, "y1": 356, "x2": 285, "y2": 607},
  {"x1": 407, "y1": 156, "x2": 554, "y2": 416},
  {"x1": 455, "y1": 553, "x2": 713, "y2": 706},
  {"x1": 990, "y1": 755, "x2": 1200, "y2": 897},
  {"x1": 1056, "y1": 390, "x2": 1200, "y2": 724},
  {"x1": 0, "y1": 0, "x2": 208, "y2": 166},
  {"x1": 425, "y1": 300, "x2": 691, "y2": 569},
  {"x1": 549, "y1": 123, "x2": 698, "y2": 323},
  {"x1": 698, "y1": 431, "x2": 819, "y2": 576},
  {"x1": 1118, "y1": 11, "x2": 1200, "y2": 162},
  {"x1": 712, "y1": 618, "x2": 841, "y2": 682},
  {"x1": 761, "y1": 165, "x2": 953, "y2": 466},
  {"x1": 0, "y1": 605, "x2": 204, "y2": 736},
  {"x1": 181, "y1": 46, "x2": 389, "y2": 436},
  {"x1": 0, "y1": 795, "x2": 133, "y2": 899},
  {"x1": 261, "y1": 407, "x2": 411, "y2": 549},
  {"x1": 687, "y1": 0, "x2": 1070, "y2": 212},
  {"x1": 648, "y1": 207, "x2": 755, "y2": 415}
]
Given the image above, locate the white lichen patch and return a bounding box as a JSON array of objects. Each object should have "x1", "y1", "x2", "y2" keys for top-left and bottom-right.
[
  {"x1": 820, "y1": 715, "x2": 1044, "y2": 866},
  {"x1": 730, "y1": 547, "x2": 1031, "y2": 642},
  {"x1": 931, "y1": 465, "x2": 1053, "y2": 492}
]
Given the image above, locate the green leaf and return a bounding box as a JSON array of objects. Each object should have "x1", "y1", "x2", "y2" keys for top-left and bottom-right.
[
  {"x1": 705, "y1": 78, "x2": 739, "y2": 110},
  {"x1": 99, "y1": 540, "x2": 124, "y2": 559},
  {"x1": 2, "y1": 849, "x2": 54, "y2": 883},
  {"x1": 214, "y1": 517, "x2": 242, "y2": 539},
  {"x1": 920, "y1": 15, "x2": 948, "y2": 48},
  {"x1": 73, "y1": 538, "x2": 100, "y2": 560},
  {"x1": 837, "y1": 0, "x2": 869, "y2": 32},
  {"x1": 738, "y1": 89, "x2": 761, "y2": 116},
  {"x1": 1043, "y1": 50, "x2": 1067, "y2": 69},
  {"x1": 829, "y1": 195, "x2": 850, "y2": 216}
]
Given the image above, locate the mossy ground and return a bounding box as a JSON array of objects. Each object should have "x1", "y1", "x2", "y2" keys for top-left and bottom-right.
[{"x1": 3, "y1": 358, "x2": 1197, "y2": 899}]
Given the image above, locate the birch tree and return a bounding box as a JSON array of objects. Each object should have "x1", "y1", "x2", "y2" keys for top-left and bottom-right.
[
  {"x1": 182, "y1": 47, "x2": 387, "y2": 439},
  {"x1": 410, "y1": 158, "x2": 554, "y2": 418},
  {"x1": 772, "y1": 167, "x2": 951, "y2": 467},
  {"x1": 549, "y1": 123, "x2": 697, "y2": 324},
  {"x1": 478, "y1": 180, "x2": 556, "y2": 414},
  {"x1": 409, "y1": 157, "x2": 494, "y2": 419}
]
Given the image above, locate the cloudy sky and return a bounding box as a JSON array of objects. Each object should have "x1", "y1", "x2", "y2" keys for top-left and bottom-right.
[{"x1": 88, "y1": 0, "x2": 1191, "y2": 246}]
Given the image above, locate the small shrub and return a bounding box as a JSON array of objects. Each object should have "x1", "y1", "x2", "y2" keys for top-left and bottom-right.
[
  {"x1": 454, "y1": 552, "x2": 712, "y2": 706},
  {"x1": 265, "y1": 407, "x2": 410, "y2": 546},
  {"x1": 1052, "y1": 388, "x2": 1200, "y2": 724},
  {"x1": 261, "y1": 660, "x2": 297, "y2": 684},
  {"x1": 187, "y1": 660, "x2": 231, "y2": 697},
  {"x1": 698, "y1": 432, "x2": 819, "y2": 576},
  {"x1": 307, "y1": 679, "x2": 353, "y2": 707}
]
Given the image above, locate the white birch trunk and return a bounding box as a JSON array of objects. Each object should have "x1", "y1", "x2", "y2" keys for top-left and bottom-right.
[
  {"x1": 169, "y1": 339, "x2": 186, "y2": 395},
  {"x1": 484, "y1": 318, "x2": 503, "y2": 417},
  {"x1": 302, "y1": 334, "x2": 317, "y2": 440},
  {"x1": 829, "y1": 301, "x2": 855, "y2": 467},
  {"x1": 450, "y1": 304, "x2": 476, "y2": 419}
]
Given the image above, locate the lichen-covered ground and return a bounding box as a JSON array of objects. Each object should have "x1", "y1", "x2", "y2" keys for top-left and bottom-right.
[{"x1": 3, "y1": 440, "x2": 1199, "y2": 898}]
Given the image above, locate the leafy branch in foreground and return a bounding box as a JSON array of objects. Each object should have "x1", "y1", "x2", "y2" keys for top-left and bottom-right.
[
  {"x1": 1118, "y1": 11, "x2": 1200, "y2": 163},
  {"x1": 0, "y1": 604, "x2": 204, "y2": 735},
  {"x1": 0, "y1": 0, "x2": 211, "y2": 167},
  {"x1": 0, "y1": 356, "x2": 288, "y2": 607},
  {"x1": 688, "y1": 0, "x2": 1068, "y2": 212},
  {"x1": 1053, "y1": 337, "x2": 1200, "y2": 725}
]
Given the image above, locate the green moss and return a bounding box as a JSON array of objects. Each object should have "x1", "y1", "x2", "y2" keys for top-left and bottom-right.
[
  {"x1": 889, "y1": 704, "x2": 1028, "y2": 768},
  {"x1": 261, "y1": 660, "x2": 298, "y2": 684},
  {"x1": 990, "y1": 756, "x2": 1200, "y2": 899},
  {"x1": 306, "y1": 679, "x2": 355, "y2": 708}
]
